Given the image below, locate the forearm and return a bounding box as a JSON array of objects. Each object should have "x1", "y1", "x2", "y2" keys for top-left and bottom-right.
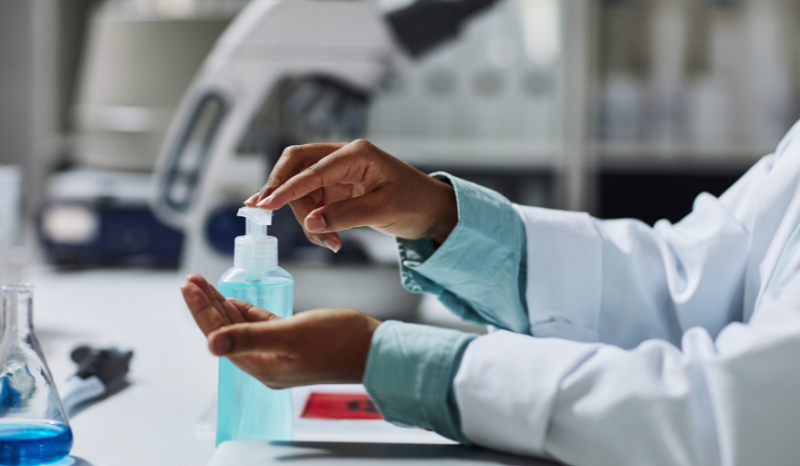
[
  {"x1": 454, "y1": 294, "x2": 800, "y2": 466},
  {"x1": 423, "y1": 177, "x2": 458, "y2": 245},
  {"x1": 398, "y1": 173, "x2": 529, "y2": 333},
  {"x1": 363, "y1": 282, "x2": 800, "y2": 465},
  {"x1": 363, "y1": 321, "x2": 477, "y2": 442},
  {"x1": 517, "y1": 194, "x2": 752, "y2": 348}
]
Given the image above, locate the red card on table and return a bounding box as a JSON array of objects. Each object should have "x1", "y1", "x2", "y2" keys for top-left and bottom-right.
[{"x1": 301, "y1": 393, "x2": 384, "y2": 420}]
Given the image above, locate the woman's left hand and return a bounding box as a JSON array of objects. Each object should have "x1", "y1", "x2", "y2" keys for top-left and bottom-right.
[{"x1": 180, "y1": 274, "x2": 381, "y2": 389}]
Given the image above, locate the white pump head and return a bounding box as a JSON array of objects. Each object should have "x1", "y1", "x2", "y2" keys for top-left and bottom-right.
[{"x1": 234, "y1": 207, "x2": 277, "y2": 271}]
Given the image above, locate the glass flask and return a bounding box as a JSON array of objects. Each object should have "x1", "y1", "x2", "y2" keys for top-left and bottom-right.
[{"x1": 0, "y1": 285, "x2": 72, "y2": 465}]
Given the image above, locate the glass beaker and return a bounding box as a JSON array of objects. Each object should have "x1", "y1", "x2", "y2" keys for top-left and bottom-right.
[{"x1": 0, "y1": 285, "x2": 72, "y2": 465}]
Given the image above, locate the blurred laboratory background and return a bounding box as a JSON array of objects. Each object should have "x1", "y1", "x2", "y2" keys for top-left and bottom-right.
[{"x1": 1, "y1": 0, "x2": 800, "y2": 332}]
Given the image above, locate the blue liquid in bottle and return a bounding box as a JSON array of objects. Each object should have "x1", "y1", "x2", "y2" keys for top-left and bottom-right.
[
  {"x1": 216, "y1": 208, "x2": 293, "y2": 446},
  {"x1": 217, "y1": 276, "x2": 293, "y2": 445},
  {"x1": 0, "y1": 422, "x2": 72, "y2": 465}
]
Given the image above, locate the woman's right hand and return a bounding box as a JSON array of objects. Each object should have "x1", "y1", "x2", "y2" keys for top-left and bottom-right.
[{"x1": 245, "y1": 139, "x2": 458, "y2": 252}]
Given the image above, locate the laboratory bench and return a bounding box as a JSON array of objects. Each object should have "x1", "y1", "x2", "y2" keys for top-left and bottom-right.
[
  {"x1": 29, "y1": 267, "x2": 219, "y2": 465},
  {"x1": 24, "y1": 266, "x2": 527, "y2": 465}
]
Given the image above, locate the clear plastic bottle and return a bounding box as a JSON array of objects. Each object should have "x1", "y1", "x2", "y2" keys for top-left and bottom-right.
[
  {"x1": 0, "y1": 285, "x2": 72, "y2": 465},
  {"x1": 216, "y1": 208, "x2": 293, "y2": 446}
]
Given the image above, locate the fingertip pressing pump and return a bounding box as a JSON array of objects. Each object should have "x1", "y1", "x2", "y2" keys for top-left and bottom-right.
[{"x1": 216, "y1": 207, "x2": 294, "y2": 446}]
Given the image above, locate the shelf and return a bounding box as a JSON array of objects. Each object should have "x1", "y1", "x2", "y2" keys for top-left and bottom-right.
[
  {"x1": 596, "y1": 139, "x2": 777, "y2": 173},
  {"x1": 368, "y1": 137, "x2": 562, "y2": 170}
]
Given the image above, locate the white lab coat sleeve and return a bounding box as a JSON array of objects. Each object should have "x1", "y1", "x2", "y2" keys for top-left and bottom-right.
[
  {"x1": 453, "y1": 273, "x2": 800, "y2": 466},
  {"x1": 516, "y1": 153, "x2": 775, "y2": 348}
]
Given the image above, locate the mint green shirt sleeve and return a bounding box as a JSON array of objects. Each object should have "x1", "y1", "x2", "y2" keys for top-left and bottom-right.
[
  {"x1": 397, "y1": 172, "x2": 529, "y2": 334},
  {"x1": 363, "y1": 175, "x2": 530, "y2": 442},
  {"x1": 363, "y1": 321, "x2": 477, "y2": 443}
]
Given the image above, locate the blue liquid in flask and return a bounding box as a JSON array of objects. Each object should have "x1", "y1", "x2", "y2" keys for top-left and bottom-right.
[
  {"x1": 0, "y1": 421, "x2": 72, "y2": 465},
  {"x1": 0, "y1": 285, "x2": 74, "y2": 465}
]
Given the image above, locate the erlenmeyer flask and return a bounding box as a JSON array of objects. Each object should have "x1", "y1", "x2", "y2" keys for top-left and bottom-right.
[{"x1": 0, "y1": 285, "x2": 72, "y2": 465}]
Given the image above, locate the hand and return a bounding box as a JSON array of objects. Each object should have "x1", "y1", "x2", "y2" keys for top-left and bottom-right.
[
  {"x1": 180, "y1": 274, "x2": 381, "y2": 388},
  {"x1": 245, "y1": 140, "x2": 458, "y2": 252}
]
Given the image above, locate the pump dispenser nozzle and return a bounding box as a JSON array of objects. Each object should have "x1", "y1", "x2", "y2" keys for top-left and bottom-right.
[
  {"x1": 235, "y1": 207, "x2": 277, "y2": 271},
  {"x1": 239, "y1": 207, "x2": 272, "y2": 236}
]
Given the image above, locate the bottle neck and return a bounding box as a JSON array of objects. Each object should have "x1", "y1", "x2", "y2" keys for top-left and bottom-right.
[
  {"x1": 234, "y1": 235, "x2": 278, "y2": 272},
  {"x1": 2, "y1": 284, "x2": 33, "y2": 336}
]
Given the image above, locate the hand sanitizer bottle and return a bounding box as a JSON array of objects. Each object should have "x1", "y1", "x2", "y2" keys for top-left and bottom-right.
[{"x1": 216, "y1": 207, "x2": 293, "y2": 446}]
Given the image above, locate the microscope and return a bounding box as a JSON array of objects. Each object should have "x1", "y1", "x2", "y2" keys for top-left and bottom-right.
[{"x1": 151, "y1": 0, "x2": 500, "y2": 281}]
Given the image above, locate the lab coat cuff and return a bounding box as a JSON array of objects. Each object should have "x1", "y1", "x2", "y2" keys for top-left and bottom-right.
[
  {"x1": 363, "y1": 320, "x2": 477, "y2": 443},
  {"x1": 397, "y1": 173, "x2": 529, "y2": 332}
]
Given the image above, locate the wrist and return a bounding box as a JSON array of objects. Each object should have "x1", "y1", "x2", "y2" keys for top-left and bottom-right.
[
  {"x1": 353, "y1": 316, "x2": 383, "y2": 382},
  {"x1": 426, "y1": 179, "x2": 458, "y2": 244}
]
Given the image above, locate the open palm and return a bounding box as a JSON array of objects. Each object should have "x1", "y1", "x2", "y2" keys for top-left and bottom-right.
[
  {"x1": 180, "y1": 274, "x2": 289, "y2": 381},
  {"x1": 180, "y1": 274, "x2": 379, "y2": 388}
]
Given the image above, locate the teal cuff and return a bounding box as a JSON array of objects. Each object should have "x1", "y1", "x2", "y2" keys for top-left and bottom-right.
[
  {"x1": 363, "y1": 321, "x2": 477, "y2": 443},
  {"x1": 397, "y1": 172, "x2": 529, "y2": 334}
]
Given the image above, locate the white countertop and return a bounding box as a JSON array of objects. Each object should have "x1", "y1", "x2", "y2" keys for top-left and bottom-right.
[
  {"x1": 29, "y1": 267, "x2": 218, "y2": 466},
  {"x1": 24, "y1": 267, "x2": 450, "y2": 466}
]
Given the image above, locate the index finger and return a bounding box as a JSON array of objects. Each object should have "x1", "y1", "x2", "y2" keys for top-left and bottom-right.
[
  {"x1": 247, "y1": 143, "x2": 347, "y2": 206},
  {"x1": 187, "y1": 274, "x2": 246, "y2": 325},
  {"x1": 227, "y1": 298, "x2": 283, "y2": 323},
  {"x1": 208, "y1": 319, "x2": 294, "y2": 356},
  {"x1": 258, "y1": 142, "x2": 371, "y2": 211},
  {"x1": 181, "y1": 281, "x2": 227, "y2": 336}
]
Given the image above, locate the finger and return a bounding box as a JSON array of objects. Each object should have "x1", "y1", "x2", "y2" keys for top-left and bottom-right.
[
  {"x1": 185, "y1": 274, "x2": 233, "y2": 325},
  {"x1": 289, "y1": 195, "x2": 342, "y2": 252},
  {"x1": 305, "y1": 191, "x2": 391, "y2": 234},
  {"x1": 209, "y1": 283, "x2": 248, "y2": 324},
  {"x1": 246, "y1": 143, "x2": 347, "y2": 206},
  {"x1": 227, "y1": 298, "x2": 282, "y2": 323},
  {"x1": 257, "y1": 141, "x2": 375, "y2": 211},
  {"x1": 186, "y1": 273, "x2": 213, "y2": 296},
  {"x1": 181, "y1": 281, "x2": 227, "y2": 336},
  {"x1": 187, "y1": 274, "x2": 245, "y2": 324},
  {"x1": 207, "y1": 320, "x2": 290, "y2": 356},
  {"x1": 227, "y1": 351, "x2": 294, "y2": 384}
]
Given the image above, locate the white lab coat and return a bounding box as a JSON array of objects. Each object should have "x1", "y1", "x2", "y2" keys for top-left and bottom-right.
[{"x1": 454, "y1": 121, "x2": 800, "y2": 466}]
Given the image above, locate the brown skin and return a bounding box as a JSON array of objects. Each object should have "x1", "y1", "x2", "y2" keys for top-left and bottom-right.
[
  {"x1": 244, "y1": 139, "x2": 458, "y2": 251},
  {"x1": 182, "y1": 140, "x2": 458, "y2": 388},
  {"x1": 181, "y1": 274, "x2": 381, "y2": 388}
]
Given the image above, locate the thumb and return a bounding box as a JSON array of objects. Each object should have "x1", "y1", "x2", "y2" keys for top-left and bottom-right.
[
  {"x1": 304, "y1": 192, "x2": 390, "y2": 234},
  {"x1": 208, "y1": 321, "x2": 285, "y2": 356}
]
